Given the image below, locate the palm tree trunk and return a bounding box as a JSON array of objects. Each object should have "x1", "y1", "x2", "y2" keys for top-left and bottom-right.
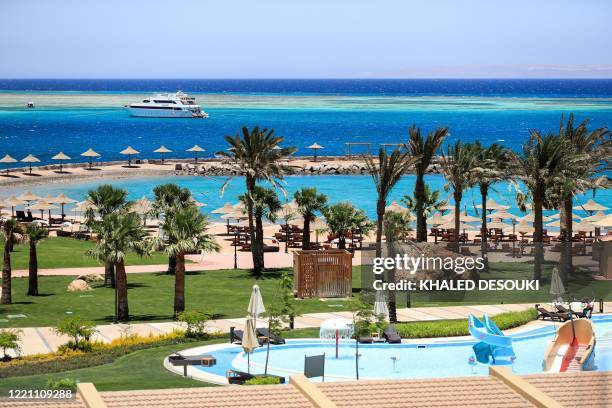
[
  {"x1": 480, "y1": 184, "x2": 489, "y2": 272},
  {"x1": 27, "y1": 242, "x2": 38, "y2": 296},
  {"x1": 414, "y1": 173, "x2": 426, "y2": 242},
  {"x1": 533, "y1": 188, "x2": 544, "y2": 281},
  {"x1": 104, "y1": 261, "x2": 115, "y2": 288},
  {"x1": 338, "y1": 236, "x2": 346, "y2": 250},
  {"x1": 375, "y1": 199, "x2": 385, "y2": 258},
  {"x1": 453, "y1": 191, "x2": 462, "y2": 245},
  {"x1": 174, "y1": 252, "x2": 185, "y2": 316},
  {"x1": 302, "y1": 215, "x2": 311, "y2": 250},
  {"x1": 562, "y1": 195, "x2": 573, "y2": 280},
  {"x1": 115, "y1": 259, "x2": 129, "y2": 321},
  {"x1": 385, "y1": 242, "x2": 397, "y2": 322},
  {"x1": 255, "y1": 214, "x2": 265, "y2": 271},
  {"x1": 1, "y1": 241, "x2": 12, "y2": 304},
  {"x1": 167, "y1": 254, "x2": 176, "y2": 275},
  {"x1": 245, "y1": 177, "x2": 263, "y2": 274}
]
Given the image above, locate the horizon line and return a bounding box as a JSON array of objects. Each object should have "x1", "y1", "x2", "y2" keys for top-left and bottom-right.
[{"x1": 3, "y1": 77, "x2": 612, "y2": 81}]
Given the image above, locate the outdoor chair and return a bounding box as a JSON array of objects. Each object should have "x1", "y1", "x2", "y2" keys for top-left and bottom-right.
[
  {"x1": 257, "y1": 328, "x2": 286, "y2": 344},
  {"x1": 536, "y1": 307, "x2": 569, "y2": 322},
  {"x1": 357, "y1": 335, "x2": 373, "y2": 344},
  {"x1": 555, "y1": 304, "x2": 590, "y2": 319},
  {"x1": 229, "y1": 327, "x2": 244, "y2": 344},
  {"x1": 383, "y1": 324, "x2": 402, "y2": 344}
]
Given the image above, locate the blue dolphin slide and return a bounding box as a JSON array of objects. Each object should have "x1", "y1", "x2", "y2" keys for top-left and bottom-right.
[{"x1": 468, "y1": 314, "x2": 516, "y2": 365}]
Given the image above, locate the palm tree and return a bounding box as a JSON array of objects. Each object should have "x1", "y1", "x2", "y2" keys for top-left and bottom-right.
[
  {"x1": 87, "y1": 212, "x2": 150, "y2": 321},
  {"x1": 382, "y1": 210, "x2": 412, "y2": 321},
  {"x1": 407, "y1": 125, "x2": 449, "y2": 242},
  {"x1": 217, "y1": 126, "x2": 296, "y2": 275},
  {"x1": 1, "y1": 220, "x2": 23, "y2": 304},
  {"x1": 160, "y1": 205, "x2": 219, "y2": 316},
  {"x1": 323, "y1": 202, "x2": 373, "y2": 250},
  {"x1": 554, "y1": 114, "x2": 610, "y2": 281},
  {"x1": 25, "y1": 224, "x2": 48, "y2": 296},
  {"x1": 152, "y1": 183, "x2": 193, "y2": 275},
  {"x1": 239, "y1": 186, "x2": 282, "y2": 274},
  {"x1": 469, "y1": 142, "x2": 509, "y2": 271},
  {"x1": 294, "y1": 187, "x2": 328, "y2": 250},
  {"x1": 87, "y1": 185, "x2": 130, "y2": 287},
  {"x1": 510, "y1": 131, "x2": 566, "y2": 280},
  {"x1": 402, "y1": 185, "x2": 445, "y2": 220},
  {"x1": 365, "y1": 148, "x2": 417, "y2": 257},
  {"x1": 440, "y1": 141, "x2": 477, "y2": 245}
]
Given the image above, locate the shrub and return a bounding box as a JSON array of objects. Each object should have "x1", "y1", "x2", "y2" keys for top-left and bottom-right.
[
  {"x1": 46, "y1": 377, "x2": 77, "y2": 390},
  {"x1": 244, "y1": 376, "x2": 281, "y2": 385},
  {"x1": 395, "y1": 309, "x2": 537, "y2": 339},
  {"x1": 54, "y1": 317, "x2": 97, "y2": 351},
  {"x1": 177, "y1": 310, "x2": 212, "y2": 339},
  {"x1": 0, "y1": 329, "x2": 22, "y2": 361}
]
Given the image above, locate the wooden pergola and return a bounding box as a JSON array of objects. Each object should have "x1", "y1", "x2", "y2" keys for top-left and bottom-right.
[{"x1": 344, "y1": 142, "x2": 372, "y2": 160}]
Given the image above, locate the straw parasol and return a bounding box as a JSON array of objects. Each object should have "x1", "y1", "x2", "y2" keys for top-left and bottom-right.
[
  {"x1": 120, "y1": 146, "x2": 140, "y2": 167},
  {"x1": 20, "y1": 154, "x2": 40, "y2": 175},
  {"x1": 519, "y1": 212, "x2": 553, "y2": 223},
  {"x1": 212, "y1": 202, "x2": 237, "y2": 214},
  {"x1": 427, "y1": 212, "x2": 450, "y2": 226},
  {"x1": 0, "y1": 154, "x2": 17, "y2": 176},
  {"x1": 74, "y1": 200, "x2": 98, "y2": 214},
  {"x1": 29, "y1": 200, "x2": 59, "y2": 222},
  {"x1": 132, "y1": 197, "x2": 152, "y2": 226},
  {"x1": 385, "y1": 201, "x2": 411, "y2": 215},
  {"x1": 460, "y1": 213, "x2": 481, "y2": 223},
  {"x1": 439, "y1": 220, "x2": 472, "y2": 231},
  {"x1": 51, "y1": 193, "x2": 77, "y2": 220},
  {"x1": 476, "y1": 198, "x2": 510, "y2": 212},
  {"x1": 221, "y1": 211, "x2": 248, "y2": 220},
  {"x1": 581, "y1": 211, "x2": 607, "y2": 223},
  {"x1": 438, "y1": 202, "x2": 454, "y2": 214},
  {"x1": 573, "y1": 220, "x2": 596, "y2": 233},
  {"x1": 512, "y1": 219, "x2": 533, "y2": 234},
  {"x1": 52, "y1": 152, "x2": 71, "y2": 173},
  {"x1": 17, "y1": 191, "x2": 41, "y2": 205},
  {"x1": 486, "y1": 220, "x2": 511, "y2": 230},
  {"x1": 186, "y1": 145, "x2": 205, "y2": 163},
  {"x1": 154, "y1": 145, "x2": 172, "y2": 164},
  {"x1": 4, "y1": 195, "x2": 23, "y2": 217},
  {"x1": 242, "y1": 316, "x2": 260, "y2": 373},
  {"x1": 593, "y1": 214, "x2": 612, "y2": 228},
  {"x1": 308, "y1": 143, "x2": 324, "y2": 162},
  {"x1": 81, "y1": 148, "x2": 101, "y2": 169},
  {"x1": 574, "y1": 198, "x2": 608, "y2": 215}
]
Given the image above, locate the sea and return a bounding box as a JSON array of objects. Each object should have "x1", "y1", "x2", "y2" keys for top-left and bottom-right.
[{"x1": 1, "y1": 79, "x2": 612, "y2": 165}]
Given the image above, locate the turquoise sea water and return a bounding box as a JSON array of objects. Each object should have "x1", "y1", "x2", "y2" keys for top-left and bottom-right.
[
  {"x1": 193, "y1": 315, "x2": 612, "y2": 381},
  {"x1": 1, "y1": 79, "x2": 612, "y2": 166},
  {"x1": 2, "y1": 175, "x2": 610, "y2": 222}
]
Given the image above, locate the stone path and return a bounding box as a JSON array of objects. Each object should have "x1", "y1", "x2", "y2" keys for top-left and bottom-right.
[{"x1": 9, "y1": 302, "x2": 611, "y2": 357}]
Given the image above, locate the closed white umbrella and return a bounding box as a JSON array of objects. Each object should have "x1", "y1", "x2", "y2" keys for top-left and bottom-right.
[
  {"x1": 550, "y1": 267, "x2": 565, "y2": 302},
  {"x1": 247, "y1": 284, "x2": 266, "y2": 330},
  {"x1": 373, "y1": 290, "x2": 389, "y2": 321},
  {"x1": 52, "y1": 152, "x2": 71, "y2": 173},
  {"x1": 242, "y1": 316, "x2": 260, "y2": 373}
]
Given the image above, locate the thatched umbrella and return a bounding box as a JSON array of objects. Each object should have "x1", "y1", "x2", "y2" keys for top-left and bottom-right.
[
  {"x1": 81, "y1": 148, "x2": 101, "y2": 170},
  {"x1": 153, "y1": 145, "x2": 172, "y2": 164},
  {"x1": 132, "y1": 196, "x2": 152, "y2": 226},
  {"x1": 52, "y1": 152, "x2": 71, "y2": 173},
  {"x1": 574, "y1": 198, "x2": 609, "y2": 215},
  {"x1": 212, "y1": 202, "x2": 237, "y2": 214},
  {"x1": 0, "y1": 154, "x2": 17, "y2": 176},
  {"x1": 4, "y1": 195, "x2": 23, "y2": 217},
  {"x1": 20, "y1": 154, "x2": 40, "y2": 175},
  {"x1": 427, "y1": 212, "x2": 450, "y2": 226},
  {"x1": 187, "y1": 144, "x2": 205, "y2": 163},
  {"x1": 308, "y1": 143, "x2": 324, "y2": 162},
  {"x1": 476, "y1": 198, "x2": 510, "y2": 212},
  {"x1": 51, "y1": 193, "x2": 77, "y2": 221},
  {"x1": 438, "y1": 202, "x2": 454, "y2": 214},
  {"x1": 29, "y1": 200, "x2": 59, "y2": 222},
  {"x1": 17, "y1": 191, "x2": 41, "y2": 206},
  {"x1": 385, "y1": 201, "x2": 412, "y2": 216},
  {"x1": 593, "y1": 214, "x2": 612, "y2": 229},
  {"x1": 519, "y1": 212, "x2": 553, "y2": 223},
  {"x1": 120, "y1": 146, "x2": 140, "y2": 167}
]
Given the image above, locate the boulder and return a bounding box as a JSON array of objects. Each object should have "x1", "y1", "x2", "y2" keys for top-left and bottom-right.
[{"x1": 68, "y1": 279, "x2": 91, "y2": 292}]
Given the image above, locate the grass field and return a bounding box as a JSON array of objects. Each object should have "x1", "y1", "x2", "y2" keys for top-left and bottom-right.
[
  {"x1": 1, "y1": 237, "x2": 172, "y2": 269},
  {"x1": 0, "y1": 262, "x2": 608, "y2": 328}
]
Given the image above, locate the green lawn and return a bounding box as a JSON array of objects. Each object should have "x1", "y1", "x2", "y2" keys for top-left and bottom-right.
[
  {"x1": 2, "y1": 237, "x2": 171, "y2": 270},
  {"x1": 1, "y1": 262, "x2": 609, "y2": 329}
]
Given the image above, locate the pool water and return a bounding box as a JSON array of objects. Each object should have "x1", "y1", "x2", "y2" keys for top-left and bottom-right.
[{"x1": 195, "y1": 316, "x2": 611, "y2": 381}]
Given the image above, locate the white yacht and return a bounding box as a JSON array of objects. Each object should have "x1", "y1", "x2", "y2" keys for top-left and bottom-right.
[{"x1": 125, "y1": 91, "x2": 208, "y2": 118}]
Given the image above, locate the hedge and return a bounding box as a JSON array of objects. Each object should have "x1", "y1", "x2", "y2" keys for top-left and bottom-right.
[{"x1": 394, "y1": 308, "x2": 538, "y2": 339}]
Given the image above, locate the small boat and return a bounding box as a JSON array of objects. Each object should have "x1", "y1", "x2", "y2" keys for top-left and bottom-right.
[
  {"x1": 543, "y1": 318, "x2": 596, "y2": 372},
  {"x1": 125, "y1": 91, "x2": 208, "y2": 118},
  {"x1": 26, "y1": 101, "x2": 35, "y2": 108}
]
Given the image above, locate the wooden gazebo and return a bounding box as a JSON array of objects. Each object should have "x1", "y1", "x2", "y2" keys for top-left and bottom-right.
[{"x1": 293, "y1": 250, "x2": 353, "y2": 298}]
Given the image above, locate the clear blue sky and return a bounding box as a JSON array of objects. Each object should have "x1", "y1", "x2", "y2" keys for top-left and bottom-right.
[{"x1": 2, "y1": 0, "x2": 612, "y2": 78}]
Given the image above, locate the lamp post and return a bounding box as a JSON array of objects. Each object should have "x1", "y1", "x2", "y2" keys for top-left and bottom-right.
[
  {"x1": 512, "y1": 219, "x2": 517, "y2": 258},
  {"x1": 234, "y1": 227, "x2": 238, "y2": 269}
]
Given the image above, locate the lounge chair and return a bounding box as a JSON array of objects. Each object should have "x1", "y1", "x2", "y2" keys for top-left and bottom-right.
[
  {"x1": 357, "y1": 335, "x2": 373, "y2": 344},
  {"x1": 536, "y1": 307, "x2": 569, "y2": 322},
  {"x1": 168, "y1": 351, "x2": 203, "y2": 366},
  {"x1": 229, "y1": 327, "x2": 244, "y2": 344},
  {"x1": 555, "y1": 304, "x2": 589, "y2": 319},
  {"x1": 383, "y1": 325, "x2": 402, "y2": 344},
  {"x1": 257, "y1": 328, "x2": 286, "y2": 344},
  {"x1": 226, "y1": 370, "x2": 285, "y2": 385}
]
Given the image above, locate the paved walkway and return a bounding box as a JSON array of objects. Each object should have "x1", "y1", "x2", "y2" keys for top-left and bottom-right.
[{"x1": 9, "y1": 302, "x2": 611, "y2": 357}]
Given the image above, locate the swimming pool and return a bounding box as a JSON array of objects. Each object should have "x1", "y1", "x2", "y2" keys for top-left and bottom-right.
[{"x1": 185, "y1": 315, "x2": 612, "y2": 382}]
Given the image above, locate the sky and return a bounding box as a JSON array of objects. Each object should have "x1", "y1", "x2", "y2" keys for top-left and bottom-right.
[{"x1": 1, "y1": 0, "x2": 612, "y2": 78}]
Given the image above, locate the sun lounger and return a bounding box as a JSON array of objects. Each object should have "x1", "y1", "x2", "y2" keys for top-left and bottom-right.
[
  {"x1": 555, "y1": 304, "x2": 589, "y2": 319},
  {"x1": 536, "y1": 307, "x2": 569, "y2": 322},
  {"x1": 357, "y1": 335, "x2": 373, "y2": 344},
  {"x1": 226, "y1": 370, "x2": 286, "y2": 385},
  {"x1": 230, "y1": 327, "x2": 244, "y2": 344},
  {"x1": 257, "y1": 328, "x2": 286, "y2": 344},
  {"x1": 383, "y1": 324, "x2": 402, "y2": 343}
]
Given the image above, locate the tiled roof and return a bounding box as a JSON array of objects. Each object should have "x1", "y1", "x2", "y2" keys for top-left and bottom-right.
[
  {"x1": 317, "y1": 377, "x2": 533, "y2": 408},
  {"x1": 0, "y1": 397, "x2": 85, "y2": 408},
  {"x1": 523, "y1": 371, "x2": 612, "y2": 408},
  {"x1": 101, "y1": 385, "x2": 312, "y2": 408}
]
